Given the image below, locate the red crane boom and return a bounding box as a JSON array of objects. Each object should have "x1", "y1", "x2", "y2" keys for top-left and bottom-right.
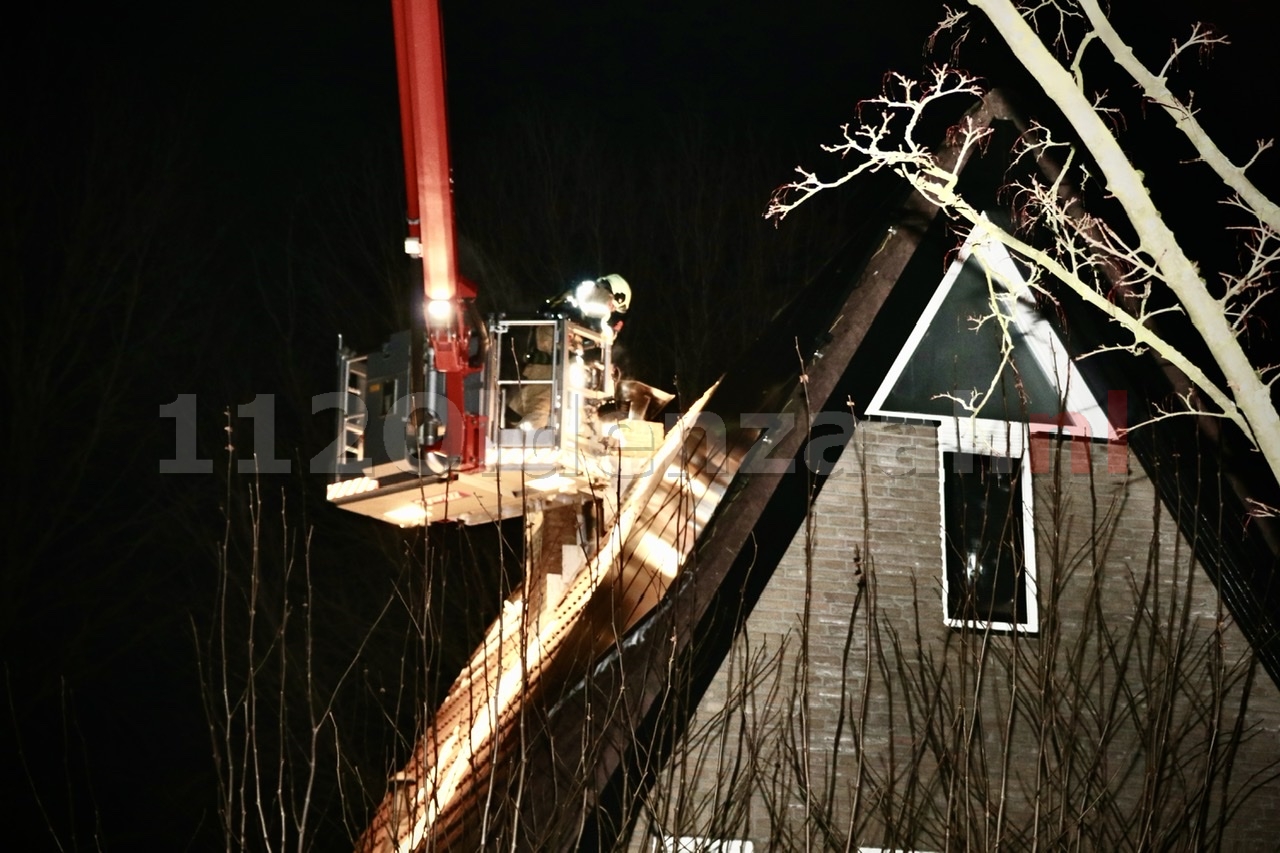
[
  {"x1": 327, "y1": 0, "x2": 662, "y2": 528},
  {"x1": 391, "y1": 0, "x2": 481, "y2": 471},
  {"x1": 391, "y1": 0, "x2": 472, "y2": 307}
]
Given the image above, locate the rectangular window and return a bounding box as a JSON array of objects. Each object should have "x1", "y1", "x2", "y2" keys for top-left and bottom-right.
[
  {"x1": 940, "y1": 450, "x2": 1037, "y2": 632},
  {"x1": 380, "y1": 378, "x2": 398, "y2": 418},
  {"x1": 653, "y1": 836, "x2": 753, "y2": 853}
]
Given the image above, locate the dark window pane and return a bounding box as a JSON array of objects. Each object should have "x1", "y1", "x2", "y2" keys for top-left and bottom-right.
[
  {"x1": 380, "y1": 378, "x2": 398, "y2": 418},
  {"x1": 881, "y1": 255, "x2": 1062, "y2": 421},
  {"x1": 943, "y1": 451, "x2": 1026, "y2": 626}
]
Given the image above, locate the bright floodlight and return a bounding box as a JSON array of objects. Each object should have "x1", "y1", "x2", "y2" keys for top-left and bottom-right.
[
  {"x1": 573, "y1": 280, "x2": 613, "y2": 319},
  {"x1": 426, "y1": 298, "x2": 454, "y2": 323}
]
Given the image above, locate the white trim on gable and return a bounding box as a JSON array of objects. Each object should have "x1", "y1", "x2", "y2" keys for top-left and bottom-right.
[{"x1": 866, "y1": 220, "x2": 1115, "y2": 444}]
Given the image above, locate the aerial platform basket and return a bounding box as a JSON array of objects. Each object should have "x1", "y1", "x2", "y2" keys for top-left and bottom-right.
[{"x1": 326, "y1": 315, "x2": 661, "y2": 526}]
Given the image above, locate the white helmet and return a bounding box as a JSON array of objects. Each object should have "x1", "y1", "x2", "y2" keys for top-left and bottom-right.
[{"x1": 600, "y1": 273, "x2": 631, "y2": 314}]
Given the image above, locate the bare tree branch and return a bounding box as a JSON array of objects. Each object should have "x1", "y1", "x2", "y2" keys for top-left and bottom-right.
[{"x1": 967, "y1": 0, "x2": 1280, "y2": 484}]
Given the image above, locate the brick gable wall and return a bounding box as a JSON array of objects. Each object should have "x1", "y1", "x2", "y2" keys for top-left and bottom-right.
[{"x1": 632, "y1": 421, "x2": 1280, "y2": 851}]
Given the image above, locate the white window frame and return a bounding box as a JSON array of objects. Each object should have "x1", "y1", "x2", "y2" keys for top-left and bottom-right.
[
  {"x1": 652, "y1": 835, "x2": 753, "y2": 853},
  {"x1": 936, "y1": 421, "x2": 1039, "y2": 633},
  {"x1": 866, "y1": 224, "x2": 1113, "y2": 441}
]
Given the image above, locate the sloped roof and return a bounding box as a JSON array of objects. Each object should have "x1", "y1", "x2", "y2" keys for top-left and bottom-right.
[
  {"x1": 562, "y1": 88, "x2": 1280, "y2": 849},
  {"x1": 375, "y1": 89, "x2": 1280, "y2": 850}
]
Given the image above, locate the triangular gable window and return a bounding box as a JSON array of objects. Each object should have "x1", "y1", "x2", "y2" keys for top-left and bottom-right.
[{"x1": 868, "y1": 222, "x2": 1113, "y2": 446}]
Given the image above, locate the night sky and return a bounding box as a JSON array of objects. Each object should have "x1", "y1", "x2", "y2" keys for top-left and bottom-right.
[{"x1": 5, "y1": 1, "x2": 1277, "y2": 849}]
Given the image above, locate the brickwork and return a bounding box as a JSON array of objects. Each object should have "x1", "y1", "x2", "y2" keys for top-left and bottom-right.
[{"x1": 634, "y1": 421, "x2": 1280, "y2": 851}]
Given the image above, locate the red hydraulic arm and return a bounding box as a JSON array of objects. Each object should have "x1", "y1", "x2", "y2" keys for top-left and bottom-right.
[{"x1": 391, "y1": 0, "x2": 483, "y2": 469}]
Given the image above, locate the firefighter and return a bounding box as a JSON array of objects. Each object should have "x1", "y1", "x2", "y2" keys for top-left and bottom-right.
[{"x1": 543, "y1": 274, "x2": 631, "y2": 334}]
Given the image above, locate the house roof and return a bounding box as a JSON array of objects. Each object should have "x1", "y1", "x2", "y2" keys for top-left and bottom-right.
[
  {"x1": 564, "y1": 88, "x2": 1280, "y2": 849},
  {"x1": 375, "y1": 89, "x2": 1280, "y2": 850}
]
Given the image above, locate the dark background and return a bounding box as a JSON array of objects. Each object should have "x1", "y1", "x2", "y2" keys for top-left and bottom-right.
[{"x1": 3, "y1": 1, "x2": 1275, "y2": 848}]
